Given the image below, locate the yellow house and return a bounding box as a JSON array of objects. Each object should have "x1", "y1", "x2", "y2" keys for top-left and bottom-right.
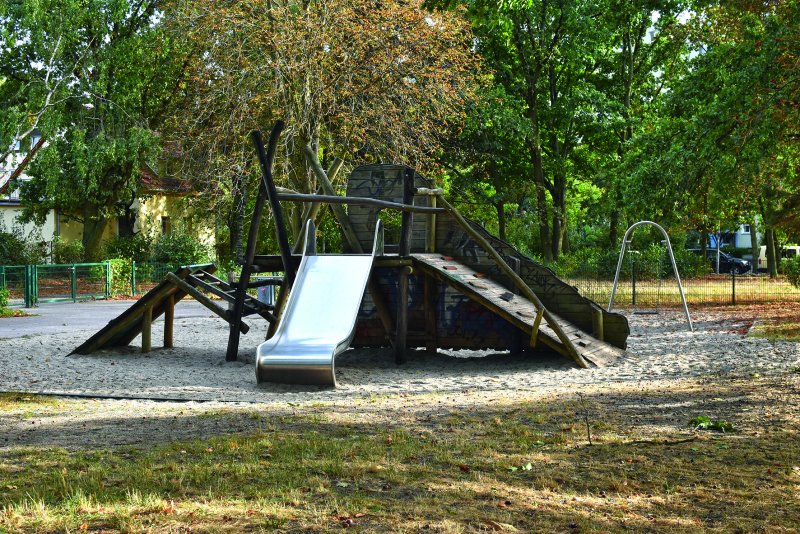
[{"x1": 1, "y1": 156, "x2": 213, "y2": 262}]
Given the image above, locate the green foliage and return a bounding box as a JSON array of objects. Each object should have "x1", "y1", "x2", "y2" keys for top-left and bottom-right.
[
  {"x1": 784, "y1": 256, "x2": 800, "y2": 289},
  {"x1": 107, "y1": 259, "x2": 134, "y2": 297},
  {"x1": 2, "y1": 0, "x2": 190, "y2": 261},
  {"x1": 151, "y1": 232, "x2": 211, "y2": 266},
  {"x1": 688, "y1": 416, "x2": 736, "y2": 433},
  {"x1": 101, "y1": 234, "x2": 152, "y2": 263},
  {"x1": 51, "y1": 236, "x2": 84, "y2": 264},
  {"x1": 0, "y1": 288, "x2": 9, "y2": 309},
  {"x1": 0, "y1": 222, "x2": 48, "y2": 265}
]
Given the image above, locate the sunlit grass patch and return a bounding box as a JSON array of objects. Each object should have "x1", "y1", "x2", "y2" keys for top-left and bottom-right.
[{"x1": 1, "y1": 376, "x2": 799, "y2": 533}]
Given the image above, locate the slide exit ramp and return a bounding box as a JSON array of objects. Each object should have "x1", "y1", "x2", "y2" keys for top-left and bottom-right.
[{"x1": 255, "y1": 220, "x2": 384, "y2": 386}]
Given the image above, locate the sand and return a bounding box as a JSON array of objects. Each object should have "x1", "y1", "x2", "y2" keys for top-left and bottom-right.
[{"x1": 1, "y1": 308, "x2": 797, "y2": 405}]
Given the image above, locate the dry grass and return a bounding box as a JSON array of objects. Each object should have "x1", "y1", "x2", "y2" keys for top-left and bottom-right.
[{"x1": 1, "y1": 373, "x2": 799, "y2": 533}]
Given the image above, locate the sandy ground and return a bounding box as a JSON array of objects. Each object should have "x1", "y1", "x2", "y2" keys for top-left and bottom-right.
[
  {"x1": 1, "y1": 308, "x2": 798, "y2": 403},
  {"x1": 1, "y1": 306, "x2": 798, "y2": 451}
]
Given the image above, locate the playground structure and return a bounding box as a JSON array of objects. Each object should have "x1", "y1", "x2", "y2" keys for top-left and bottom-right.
[{"x1": 72, "y1": 121, "x2": 630, "y2": 385}]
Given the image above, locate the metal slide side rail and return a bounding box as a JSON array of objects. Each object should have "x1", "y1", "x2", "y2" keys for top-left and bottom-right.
[
  {"x1": 255, "y1": 219, "x2": 384, "y2": 386},
  {"x1": 608, "y1": 221, "x2": 694, "y2": 332}
]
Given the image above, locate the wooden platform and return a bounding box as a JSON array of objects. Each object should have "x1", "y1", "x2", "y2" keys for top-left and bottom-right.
[{"x1": 412, "y1": 254, "x2": 627, "y2": 367}]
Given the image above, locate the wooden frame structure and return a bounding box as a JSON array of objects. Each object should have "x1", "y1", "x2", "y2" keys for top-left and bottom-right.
[{"x1": 73, "y1": 121, "x2": 629, "y2": 374}]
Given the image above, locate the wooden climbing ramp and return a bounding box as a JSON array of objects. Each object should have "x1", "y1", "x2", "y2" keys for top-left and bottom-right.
[{"x1": 412, "y1": 254, "x2": 625, "y2": 367}]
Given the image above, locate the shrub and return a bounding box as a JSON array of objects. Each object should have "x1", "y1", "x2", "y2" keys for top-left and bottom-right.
[
  {"x1": 151, "y1": 231, "x2": 211, "y2": 266},
  {"x1": 102, "y1": 234, "x2": 152, "y2": 263},
  {"x1": 51, "y1": 236, "x2": 84, "y2": 264},
  {"x1": 107, "y1": 259, "x2": 134, "y2": 296},
  {"x1": 0, "y1": 222, "x2": 48, "y2": 265},
  {"x1": 784, "y1": 256, "x2": 800, "y2": 288},
  {"x1": 0, "y1": 288, "x2": 9, "y2": 309}
]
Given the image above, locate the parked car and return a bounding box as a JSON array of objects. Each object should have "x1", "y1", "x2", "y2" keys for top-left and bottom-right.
[
  {"x1": 687, "y1": 249, "x2": 752, "y2": 274},
  {"x1": 756, "y1": 245, "x2": 800, "y2": 272}
]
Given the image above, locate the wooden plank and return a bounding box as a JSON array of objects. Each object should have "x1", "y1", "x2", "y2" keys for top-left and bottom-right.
[
  {"x1": 141, "y1": 305, "x2": 152, "y2": 353},
  {"x1": 164, "y1": 295, "x2": 174, "y2": 348},
  {"x1": 166, "y1": 273, "x2": 250, "y2": 334}
]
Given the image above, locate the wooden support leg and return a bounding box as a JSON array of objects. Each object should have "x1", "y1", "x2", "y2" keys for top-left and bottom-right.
[
  {"x1": 142, "y1": 305, "x2": 152, "y2": 353},
  {"x1": 424, "y1": 275, "x2": 437, "y2": 354},
  {"x1": 530, "y1": 309, "x2": 544, "y2": 348},
  {"x1": 164, "y1": 295, "x2": 174, "y2": 348},
  {"x1": 368, "y1": 278, "x2": 396, "y2": 348},
  {"x1": 266, "y1": 282, "x2": 290, "y2": 340},
  {"x1": 395, "y1": 267, "x2": 409, "y2": 364},
  {"x1": 592, "y1": 306, "x2": 604, "y2": 341}
]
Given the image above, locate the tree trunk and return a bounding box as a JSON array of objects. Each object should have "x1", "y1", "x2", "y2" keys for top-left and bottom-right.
[
  {"x1": 765, "y1": 225, "x2": 777, "y2": 278},
  {"x1": 749, "y1": 213, "x2": 759, "y2": 270},
  {"x1": 82, "y1": 203, "x2": 108, "y2": 262},
  {"x1": 488, "y1": 158, "x2": 506, "y2": 241}
]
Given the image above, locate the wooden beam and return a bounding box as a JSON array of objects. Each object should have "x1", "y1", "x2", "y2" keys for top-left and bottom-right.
[
  {"x1": 164, "y1": 295, "x2": 174, "y2": 348},
  {"x1": 592, "y1": 306, "x2": 604, "y2": 341},
  {"x1": 425, "y1": 178, "x2": 437, "y2": 254},
  {"x1": 167, "y1": 273, "x2": 250, "y2": 334},
  {"x1": 141, "y1": 305, "x2": 152, "y2": 353},
  {"x1": 228, "y1": 122, "x2": 285, "y2": 361},
  {"x1": 436, "y1": 197, "x2": 589, "y2": 368},
  {"x1": 424, "y1": 275, "x2": 437, "y2": 354},
  {"x1": 277, "y1": 193, "x2": 446, "y2": 214},
  {"x1": 267, "y1": 281, "x2": 290, "y2": 340},
  {"x1": 185, "y1": 274, "x2": 277, "y2": 324},
  {"x1": 291, "y1": 158, "x2": 344, "y2": 254}
]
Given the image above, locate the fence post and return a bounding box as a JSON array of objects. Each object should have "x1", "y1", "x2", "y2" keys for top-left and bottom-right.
[
  {"x1": 106, "y1": 261, "x2": 111, "y2": 299},
  {"x1": 23, "y1": 266, "x2": 29, "y2": 308},
  {"x1": 731, "y1": 268, "x2": 736, "y2": 306},
  {"x1": 132, "y1": 261, "x2": 136, "y2": 297},
  {"x1": 71, "y1": 264, "x2": 77, "y2": 302},
  {"x1": 631, "y1": 261, "x2": 637, "y2": 308}
]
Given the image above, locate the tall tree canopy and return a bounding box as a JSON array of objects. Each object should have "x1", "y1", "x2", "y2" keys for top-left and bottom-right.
[
  {"x1": 166, "y1": 0, "x2": 481, "y2": 251},
  {"x1": 0, "y1": 0, "x2": 187, "y2": 260},
  {"x1": 625, "y1": 0, "x2": 800, "y2": 274}
]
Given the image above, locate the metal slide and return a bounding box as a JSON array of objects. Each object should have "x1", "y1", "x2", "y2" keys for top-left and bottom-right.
[{"x1": 255, "y1": 219, "x2": 384, "y2": 386}]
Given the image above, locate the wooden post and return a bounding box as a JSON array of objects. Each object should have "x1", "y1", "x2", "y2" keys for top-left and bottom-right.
[
  {"x1": 164, "y1": 294, "x2": 174, "y2": 348},
  {"x1": 141, "y1": 305, "x2": 152, "y2": 353},
  {"x1": 395, "y1": 168, "x2": 415, "y2": 365},
  {"x1": 266, "y1": 281, "x2": 290, "y2": 340},
  {"x1": 592, "y1": 306, "x2": 604, "y2": 341},
  {"x1": 424, "y1": 275, "x2": 437, "y2": 354},
  {"x1": 437, "y1": 196, "x2": 589, "y2": 368},
  {"x1": 426, "y1": 178, "x2": 437, "y2": 253},
  {"x1": 508, "y1": 256, "x2": 522, "y2": 355},
  {"x1": 227, "y1": 122, "x2": 285, "y2": 362}
]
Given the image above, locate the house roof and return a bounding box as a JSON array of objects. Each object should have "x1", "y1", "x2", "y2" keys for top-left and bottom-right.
[{"x1": 139, "y1": 163, "x2": 192, "y2": 194}]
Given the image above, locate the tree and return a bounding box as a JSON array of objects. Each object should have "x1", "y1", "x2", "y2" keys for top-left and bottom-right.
[
  {"x1": 624, "y1": 0, "x2": 800, "y2": 276},
  {"x1": 1, "y1": 0, "x2": 189, "y2": 261},
  {"x1": 165, "y1": 0, "x2": 481, "y2": 255}
]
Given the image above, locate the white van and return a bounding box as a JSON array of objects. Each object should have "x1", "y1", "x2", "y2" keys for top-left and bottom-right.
[{"x1": 757, "y1": 245, "x2": 800, "y2": 272}]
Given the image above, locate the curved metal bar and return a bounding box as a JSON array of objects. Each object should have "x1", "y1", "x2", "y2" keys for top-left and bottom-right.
[{"x1": 608, "y1": 221, "x2": 693, "y2": 332}]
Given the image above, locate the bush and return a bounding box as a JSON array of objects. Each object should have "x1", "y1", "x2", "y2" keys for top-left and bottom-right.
[
  {"x1": 784, "y1": 256, "x2": 800, "y2": 288},
  {"x1": 0, "y1": 222, "x2": 48, "y2": 265},
  {"x1": 51, "y1": 236, "x2": 84, "y2": 264},
  {"x1": 0, "y1": 288, "x2": 9, "y2": 309},
  {"x1": 107, "y1": 259, "x2": 134, "y2": 296},
  {"x1": 151, "y1": 231, "x2": 211, "y2": 266},
  {"x1": 102, "y1": 234, "x2": 152, "y2": 263}
]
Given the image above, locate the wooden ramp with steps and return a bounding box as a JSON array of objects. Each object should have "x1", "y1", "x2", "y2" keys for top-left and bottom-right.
[{"x1": 412, "y1": 253, "x2": 627, "y2": 367}]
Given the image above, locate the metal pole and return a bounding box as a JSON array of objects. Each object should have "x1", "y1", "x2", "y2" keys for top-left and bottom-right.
[
  {"x1": 732, "y1": 268, "x2": 736, "y2": 305},
  {"x1": 631, "y1": 260, "x2": 637, "y2": 308},
  {"x1": 132, "y1": 261, "x2": 136, "y2": 297},
  {"x1": 71, "y1": 264, "x2": 76, "y2": 302}
]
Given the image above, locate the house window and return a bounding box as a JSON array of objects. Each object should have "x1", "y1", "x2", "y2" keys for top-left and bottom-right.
[
  {"x1": 742, "y1": 224, "x2": 751, "y2": 234},
  {"x1": 161, "y1": 216, "x2": 172, "y2": 234}
]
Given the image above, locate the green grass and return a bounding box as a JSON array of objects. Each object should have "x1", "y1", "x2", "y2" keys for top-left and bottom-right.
[{"x1": 1, "y1": 377, "x2": 799, "y2": 533}]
